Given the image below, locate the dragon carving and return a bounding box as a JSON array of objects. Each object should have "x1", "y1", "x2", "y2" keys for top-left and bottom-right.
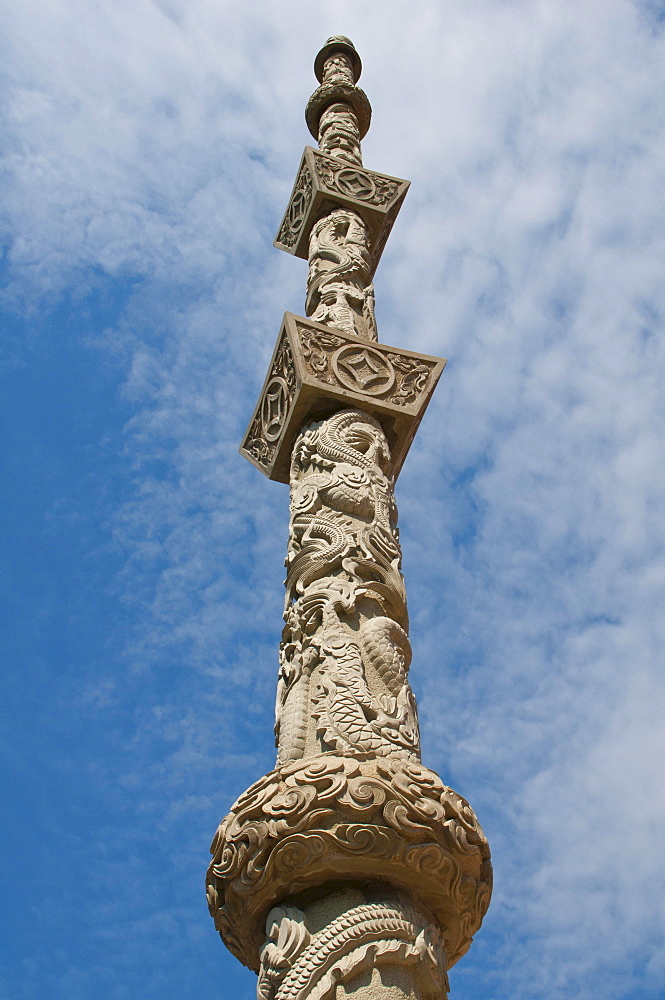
[
  {"x1": 257, "y1": 902, "x2": 448, "y2": 1000},
  {"x1": 306, "y1": 209, "x2": 377, "y2": 343},
  {"x1": 276, "y1": 408, "x2": 420, "y2": 764}
]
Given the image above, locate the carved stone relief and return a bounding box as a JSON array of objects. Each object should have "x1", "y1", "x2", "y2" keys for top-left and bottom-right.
[
  {"x1": 306, "y1": 209, "x2": 377, "y2": 343},
  {"x1": 206, "y1": 753, "x2": 492, "y2": 975},
  {"x1": 368, "y1": 197, "x2": 401, "y2": 274},
  {"x1": 239, "y1": 313, "x2": 446, "y2": 485},
  {"x1": 277, "y1": 160, "x2": 314, "y2": 250},
  {"x1": 320, "y1": 50, "x2": 356, "y2": 87},
  {"x1": 298, "y1": 328, "x2": 345, "y2": 379},
  {"x1": 296, "y1": 324, "x2": 438, "y2": 407},
  {"x1": 306, "y1": 82, "x2": 371, "y2": 144},
  {"x1": 257, "y1": 900, "x2": 449, "y2": 1000},
  {"x1": 276, "y1": 408, "x2": 418, "y2": 764},
  {"x1": 225, "y1": 35, "x2": 490, "y2": 1000},
  {"x1": 313, "y1": 153, "x2": 401, "y2": 208},
  {"x1": 274, "y1": 148, "x2": 409, "y2": 270},
  {"x1": 245, "y1": 334, "x2": 297, "y2": 469},
  {"x1": 317, "y1": 102, "x2": 363, "y2": 165}
]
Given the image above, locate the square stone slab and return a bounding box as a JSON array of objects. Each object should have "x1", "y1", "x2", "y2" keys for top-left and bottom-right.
[
  {"x1": 274, "y1": 147, "x2": 410, "y2": 273},
  {"x1": 240, "y1": 313, "x2": 446, "y2": 483}
]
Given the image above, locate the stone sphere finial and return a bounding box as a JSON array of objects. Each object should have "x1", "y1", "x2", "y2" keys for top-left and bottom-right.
[{"x1": 314, "y1": 35, "x2": 362, "y2": 83}]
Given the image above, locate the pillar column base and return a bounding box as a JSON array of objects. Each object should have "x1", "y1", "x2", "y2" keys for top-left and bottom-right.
[{"x1": 206, "y1": 753, "x2": 491, "y2": 982}]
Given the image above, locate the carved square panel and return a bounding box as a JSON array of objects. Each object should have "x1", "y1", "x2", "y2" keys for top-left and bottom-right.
[
  {"x1": 274, "y1": 147, "x2": 410, "y2": 273},
  {"x1": 240, "y1": 313, "x2": 446, "y2": 484}
]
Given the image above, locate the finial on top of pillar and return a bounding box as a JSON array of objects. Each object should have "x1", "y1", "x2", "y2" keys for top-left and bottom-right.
[
  {"x1": 306, "y1": 37, "x2": 371, "y2": 146},
  {"x1": 314, "y1": 35, "x2": 362, "y2": 84},
  {"x1": 275, "y1": 37, "x2": 408, "y2": 270}
]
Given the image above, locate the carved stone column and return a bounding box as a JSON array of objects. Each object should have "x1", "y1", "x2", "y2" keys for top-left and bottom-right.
[{"x1": 207, "y1": 37, "x2": 492, "y2": 1000}]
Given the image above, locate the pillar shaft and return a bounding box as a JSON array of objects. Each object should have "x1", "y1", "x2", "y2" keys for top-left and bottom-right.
[{"x1": 277, "y1": 407, "x2": 419, "y2": 766}]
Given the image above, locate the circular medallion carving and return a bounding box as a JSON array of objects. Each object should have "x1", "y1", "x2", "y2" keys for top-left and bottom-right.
[
  {"x1": 332, "y1": 346, "x2": 395, "y2": 396},
  {"x1": 261, "y1": 377, "x2": 290, "y2": 441},
  {"x1": 334, "y1": 168, "x2": 376, "y2": 200},
  {"x1": 287, "y1": 188, "x2": 309, "y2": 236}
]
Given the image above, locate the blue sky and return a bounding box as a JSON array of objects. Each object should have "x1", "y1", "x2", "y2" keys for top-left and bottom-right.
[{"x1": 2, "y1": 2, "x2": 665, "y2": 998}]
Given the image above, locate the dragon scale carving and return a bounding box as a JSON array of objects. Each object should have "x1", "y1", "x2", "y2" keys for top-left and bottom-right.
[
  {"x1": 306, "y1": 210, "x2": 377, "y2": 343},
  {"x1": 276, "y1": 408, "x2": 419, "y2": 765},
  {"x1": 258, "y1": 901, "x2": 448, "y2": 1000}
]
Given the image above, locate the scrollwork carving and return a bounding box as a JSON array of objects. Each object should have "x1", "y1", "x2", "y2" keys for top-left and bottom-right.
[
  {"x1": 246, "y1": 410, "x2": 277, "y2": 467},
  {"x1": 388, "y1": 354, "x2": 435, "y2": 406},
  {"x1": 206, "y1": 753, "x2": 492, "y2": 975},
  {"x1": 298, "y1": 328, "x2": 345, "y2": 382}
]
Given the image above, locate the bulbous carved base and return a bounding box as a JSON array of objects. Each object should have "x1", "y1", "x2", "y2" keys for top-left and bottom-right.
[{"x1": 206, "y1": 753, "x2": 492, "y2": 975}]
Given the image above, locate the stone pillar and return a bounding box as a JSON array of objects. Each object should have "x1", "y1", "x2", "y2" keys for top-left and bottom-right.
[{"x1": 207, "y1": 37, "x2": 492, "y2": 1000}]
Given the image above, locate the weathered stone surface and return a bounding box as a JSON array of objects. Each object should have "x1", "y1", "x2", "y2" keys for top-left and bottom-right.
[
  {"x1": 306, "y1": 208, "x2": 378, "y2": 343},
  {"x1": 274, "y1": 147, "x2": 409, "y2": 273},
  {"x1": 256, "y1": 889, "x2": 449, "y2": 1000},
  {"x1": 239, "y1": 313, "x2": 446, "y2": 484},
  {"x1": 206, "y1": 753, "x2": 492, "y2": 976},
  {"x1": 314, "y1": 36, "x2": 363, "y2": 87},
  {"x1": 278, "y1": 409, "x2": 417, "y2": 765}
]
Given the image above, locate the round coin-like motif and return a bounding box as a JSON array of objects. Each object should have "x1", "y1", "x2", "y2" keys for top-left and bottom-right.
[
  {"x1": 261, "y1": 377, "x2": 290, "y2": 441},
  {"x1": 287, "y1": 188, "x2": 308, "y2": 234},
  {"x1": 332, "y1": 345, "x2": 395, "y2": 396},
  {"x1": 334, "y1": 167, "x2": 376, "y2": 201}
]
